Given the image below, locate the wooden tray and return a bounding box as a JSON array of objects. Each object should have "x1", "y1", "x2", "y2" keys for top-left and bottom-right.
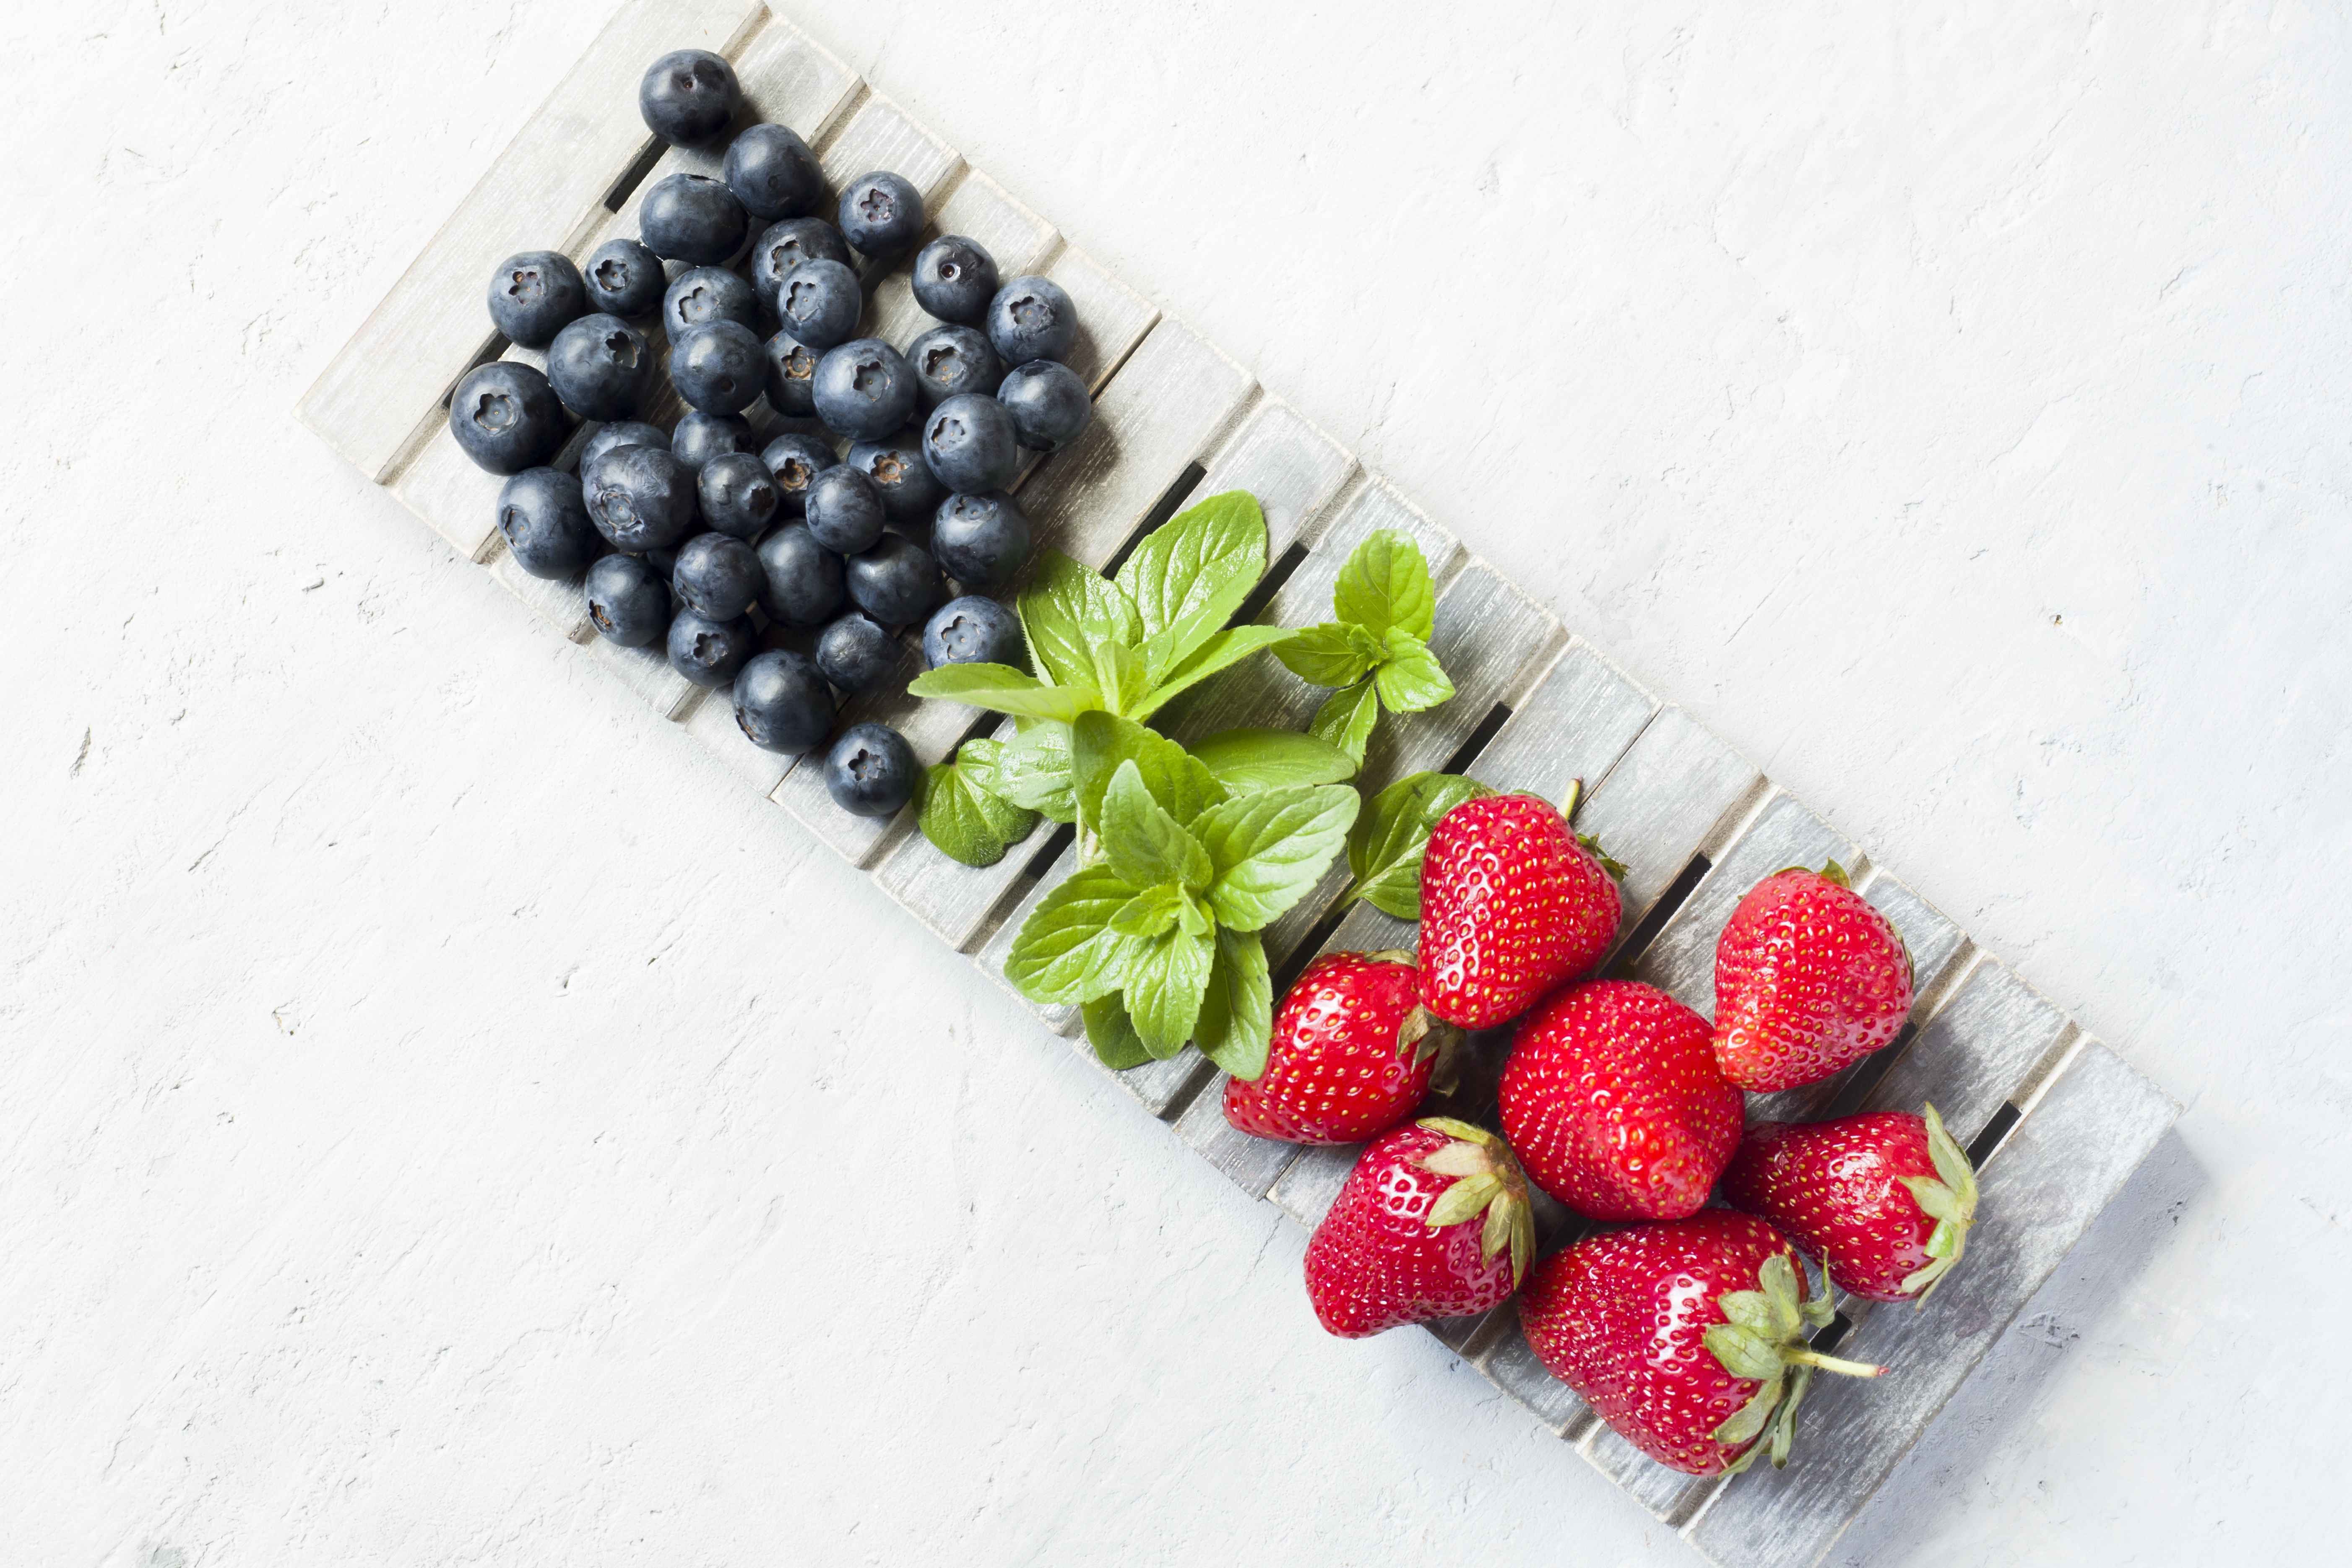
[{"x1": 295, "y1": 5, "x2": 2178, "y2": 1562}]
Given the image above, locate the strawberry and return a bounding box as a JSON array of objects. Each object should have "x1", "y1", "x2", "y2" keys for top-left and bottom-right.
[
  {"x1": 1722, "y1": 1103, "x2": 1980, "y2": 1303},
  {"x1": 1304, "y1": 1118, "x2": 1536, "y2": 1338},
  {"x1": 1497, "y1": 979, "x2": 1743, "y2": 1220},
  {"x1": 1518, "y1": 1209, "x2": 1887, "y2": 1475},
  {"x1": 1223, "y1": 950, "x2": 1446, "y2": 1144},
  {"x1": 1417, "y1": 781, "x2": 1624, "y2": 1030},
  {"x1": 1711, "y1": 859, "x2": 1914, "y2": 1092}
]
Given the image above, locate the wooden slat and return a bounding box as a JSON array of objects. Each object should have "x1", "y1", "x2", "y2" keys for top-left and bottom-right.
[
  {"x1": 1683, "y1": 1040, "x2": 2175, "y2": 1568},
  {"x1": 808, "y1": 88, "x2": 965, "y2": 273},
  {"x1": 588, "y1": 634, "x2": 707, "y2": 722},
  {"x1": 296, "y1": 0, "x2": 772, "y2": 484},
  {"x1": 864, "y1": 170, "x2": 1059, "y2": 352},
  {"x1": 1864, "y1": 955, "x2": 2074, "y2": 1144},
  {"x1": 1191, "y1": 398, "x2": 1361, "y2": 559},
  {"x1": 1266, "y1": 1140, "x2": 1356, "y2": 1229},
  {"x1": 684, "y1": 676, "x2": 800, "y2": 796},
  {"x1": 1582, "y1": 1421, "x2": 1719, "y2": 1525},
  {"x1": 487, "y1": 544, "x2": 596, "y2": 644},
  {"x1": 388, "y1": 342, "x2": 559, "y2": 562},
  {"x1": 1576, "y1": 707, "x2": 1767, "y2": 938},
  {"x1": 1464, "y1": 637, "x2": 1660, "y2": 800},
  {"x1": 1170, "y1": 1082, "x2": 1299, "y2": 1197},
  {"x1": 1046, "y1": 245, "x2": 1160, "y2": 391},
  {"x1": 1474, "y1": 1321, "x2": 1600, "y2": 1440},
  {"x1": 970, "y1": 837, "x2": 1084, "y2": 1034}
]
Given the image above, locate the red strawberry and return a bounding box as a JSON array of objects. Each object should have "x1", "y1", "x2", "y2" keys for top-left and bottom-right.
[
  {"x1": 1518, "y1": 1209, "x2": 1886, "y2": 1475},
  {"x1": 1417, "y1": 782, "x2": 1624, "y2": 1030},
  {"x1": 1712, "y1": 860, "x2": 1914, "y2": 1092},
  {"x1": 1497, "y1": 979, "x2": 1742, "y2": 1220},
  {"x1": 1223, "y1": 950, "x2": 1446, "y2": 1144},
  {"x1": 1304, "y1": 1117, "x2": 1536, "y2": 1338},
  {"x1": 1722, "y1": 1104, "x2": 1980, "y2": 1303}
]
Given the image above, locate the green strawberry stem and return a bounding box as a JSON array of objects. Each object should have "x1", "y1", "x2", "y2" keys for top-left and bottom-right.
[
  {"x1": 1414, "y1": 1118, "x2": 1537, "y2": 1285},
  {"x1": 1787, "y1": 1348, "x2": 1888, "y2": 1378},
  {"x1": 1706, "y1": 1252, "x2": 1889, "y2": 1473},
  {"x1": 1558, "y1": 777, "x2": 1584, "y2": 822},
  {"x1": 1895, "y1": 1102, "x2": 1980, "y2": 1304}
]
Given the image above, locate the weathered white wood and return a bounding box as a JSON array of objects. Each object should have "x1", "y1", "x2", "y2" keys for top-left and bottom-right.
[
  {"x1": 588, "y1": 634, "x2": 708, "y2": 722},
  {"x1": 1683, "y1": 1040, "x2": 2176, "y2": 1568},
  {"x1": 1046, "y1": 244, "x2": 1161, "y2": 392},
  {"x1": 1576, "y1": 707, "x2": 1768, "y2": 940},
  {"x1": 1191, "y1": 398, "x2": 1361, "y2": 559},
  {"x1": 864, "y1": 170, "x2": 1059, "y2": 352},
  {"x1": 1266, "y1": 1140, "x2": 1356, "y2": 1229},
  {"x1": 808, "y1": 88, "x2": 965, "y2": 272},
  {"x1": 295, "y1": 0, "x2": 773, "y2": 484},
  {"x1": 1864, "y1": 954, "x2": 2074, "y2": 1144},
  {"x1": 487, "y1": 546, "x2": 596, "y2": 644},
  {"x1": 684, "y1": 676, "x2": 802, "y2": 796},
  {"x1": 1464, "y1": 637, "x2": 1660, "y2": 804},
  {"x1": 1474, "y1": 1321, "x2": 1600, "y2": 1440},
  {"x1": 769, "y1": 636, "x2": 981, "y2": 865},
  {"x1": 1581, "y1": 1423, "x2": 1721, "y2": 1527}
]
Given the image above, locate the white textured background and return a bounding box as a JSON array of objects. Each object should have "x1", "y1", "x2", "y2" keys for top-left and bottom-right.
[{"x1": 4, "y1": 1, "x2": 2343, "y2": 1563}]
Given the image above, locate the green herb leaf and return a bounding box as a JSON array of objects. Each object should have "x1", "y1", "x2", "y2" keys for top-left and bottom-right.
[
  {"x1": 1193, "y1": 926, "x2": 1273, "y2": 1080},
  {"x1": 1100, "y1": 760, "x2": 1213, "y2": 892},
  {"x1": 1091, "y1": 639, "x2": 1151, "y2": 716},
  {"x1": 1189, "y1": 728, "x2": 1359, "y2": 792},
  {"x1": 1129, "y1": 623, "x2": 1298, "y2": 718},
  {"x1": 995, "y1": 719, "x2": 1077, "y2": 822},
  {"x1": 1345, "y1": 770, "x2": 1492, "y2": 919},
  {"x1": 1275, "y1": 621, "x2": 1387, "y2": 689},
  {"x1": 1082, "y1": 993, "x2": 1151, "y2": 1070},
  {"x1": 918, "y1": 738, "x2": 1042, "y2": 867},
  {"x1": 907, "y1": 663, "x2": 1097, "y2": 722},
  {"x1": 1069, "y1": 712, "x2": 1225, "y2": 838},
  {"x1": 1003, "y1": 864, "x2": 1135, "y2": 1004},
  {"x1": 1121, "y1": 923, "x2": 1217, "y2": 1057},
  {"x1": 1108, "y1": 883, "x2": 1184, "y2": 938},
  {"x1": 1373, "y1": 628, "x2": 1455, "y2": 713},
  {"x1": 1334, "y1": 528, "x2": 1437, "y2": 641},
  {"x1": 1019, "y1": 550, "x2": 1142, "y2": 690},
  {"x1": 1119, "y1": 490, "x2": 1267, "y2": 679},
  {"x1": 1308, "y1": 679, "x2": 1381, "y2": 767},
  {"x1": 1191, "y1": 783, "x2": 1361, "y2": 931}
]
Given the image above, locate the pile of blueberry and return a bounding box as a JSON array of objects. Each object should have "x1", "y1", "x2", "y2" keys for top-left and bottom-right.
[{"x1": 443, "y1": 47, "x2": 1093, "y2": 821}]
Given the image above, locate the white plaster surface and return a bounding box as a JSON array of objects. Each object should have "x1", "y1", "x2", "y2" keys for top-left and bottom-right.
[{"x1": 3, "y1": 1, "x2": 2343, "y2": 1563}]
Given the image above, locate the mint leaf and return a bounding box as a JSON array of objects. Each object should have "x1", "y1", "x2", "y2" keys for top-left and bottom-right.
[
  {"x1": 1346, "y1": 770, "x2": 1493, "y2": 920},
  {"x1": 1083, "y1": 993, "x2": 1151, "y2": 1070},
  {"x1": 1130, "y1": 624, "x2": 1297, "y2": 718},
  {"x1": 908, "y1": 663, "x2": 1097, "y2": 722},
  {"x1": 1003, "y1": 863, "x2": 1134, "y2": 1004},
  {"x1": 1020, "y1": 550, "x2": 1141, "y2": 690},
  {"x1": 1373, "y1": 628, "x2": 1454, "y2": 713},
  {"x1": 1309, "y1": 679, "x2": 1380, "y2": 767},
  {"x1": 1109, "y1": 883, "x2": 1184, "y2": 938},
  {"x1": 1335, "y1": 528, "x2": 1437, "y2": 641},
  {"x1": 1190, "y1": 728, "x2": 1358, "y2": 792},
  {"x1": 1120, "y1": 490, "x2": 1267, "y2": 679},
  {"x1": 918, "y1": 737, "x2": 1041, "y2": 867},
  {"x1": 1092, "y1": 639, "x2": 1150, "y2": 716},
  {"x1": 1193, "y1": 926, "x2": 1272, "y2": 1079},
  {"x1": 1070, "y1": 712, "x2": 1224, "y2": 836},
  {"x1": 1276, "y1": 621, "x2": 1386, "y2": 688},
  {"x1": 996, "y1": 719, "x2": 1077, "y2": 822},
  {"x1": 1191, "y1": 783, "x2": 1360, "y2": 931},
  {"x1": 1100, "y1": 759, "x2": 1213, "y2": 892},
  {"x1": 1121, "y1": 923, "x2": 1216, "y2": 1057}
]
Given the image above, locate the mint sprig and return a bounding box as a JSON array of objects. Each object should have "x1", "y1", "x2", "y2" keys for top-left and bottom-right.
[{"x1": 1278, "y1": 528, "x2": 1456, "y2": 766}]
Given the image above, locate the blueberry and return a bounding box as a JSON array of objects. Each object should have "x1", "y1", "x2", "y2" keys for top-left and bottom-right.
[
  {"x1": 672, "y1": 320, "x2": 766, "y2": 415},
  {"x1": 755, "y1": 522, "x2": 846, "y2": 627},
  {"x1": 732, "y1": 649, "x2": 835, "y2": 754},
  {"x1": 546, "y1": 313, "x2": 653, "y2": 421},
  {"x1": 582, "y1": 238, "x2": 666, "y2": 318},
  {"x1": 775, "y1": 258, "x2": 864, "y2": 352},
  {"x1": 838, "y1": 171, "x2": 925, "y2": 260},
  {"x1": 448, "y1": 361, "x2": 568, "y2": 475},
  {"x1": 931, "y1": 491, "x2": 1032, "y2": 590},
  {"x1": 921, "y1": 393, "x2": 1021, "y2": 493},
  {"x1": 906, "y1": 323, "x2": 1003, "y2": 409},
  {"x1": 846, "y1": 427, "x2": 947, "y2": 525},
  {"x1": 495, "y1": 468, "x2": 600, "y2": 579},
  {"x1": 825, "y1": 722, "x2": 918, "y2": 817},
  {"x1": 812, "y1": 339, "x2": 918, "y2": 442},
  {"x1": 585, "y1": 553, "x2": 672, "y2": 645},
  {"x1": 668, "y1": 608, "x2": 758, "y2": 687},
  {"x1": 912, "y1": 235, "x2": 999, "y2": 326},
  {"x1": 640, "y1": 173, "x2": 749, "y2": 266},
  {"x1": 802, "y1": 464, "x2": 887, "y2": 555},
  {"x1": 486, "y1": 250, "x2": 585, "y2": 348},
  {"x1": 723, "y1": 123, "x2": 825, "y2": 221},
  {"x1": 645, "y1": 546, "x2": 681, "y2": 580},
  {"x1": 671, "y1": 409, "x2": 756, "y2": 473},
  {"x1": 760, "y1": 432, "x2": 837, "y2": 515},
  {"x1": 583, "y1": 443, "x2": 698, "y2": 551},
  {"x1": 923, "y1": 594, "x2": 1025, "y2": 668},
  {"x1": 986, "y1": 275, "x2": 1079, "y2": 365},
  {"x1": 814, "y1": 611, "x2": 900, "y2": 694},
  {"x1": 580, "y1": 419, "x2": 667, "y2": 468},
  {"x1": 697, "y1": 450, "x2": 779, "y2": 540},
  {"x1": 750, "y1": 218, "x2": 853, "y2": 300},
  {"x1": 671, "y1": 530, "x2": 765, "y2": 620},
  {"x1": 639, "y1": 49, "x2": 740, "y2": 146},
  {"x1": 761, "y1": 328, "x2": 823, "y2": 419},
  {"x1": 662, "y1": 265, "x2": 762, "y2": 342},
  {"x1": 845, "y1": 533, "x2": 942, "y2": 627},
  {"x1": 997, "y1": 359, "x2": 1093, "y2": 452}
]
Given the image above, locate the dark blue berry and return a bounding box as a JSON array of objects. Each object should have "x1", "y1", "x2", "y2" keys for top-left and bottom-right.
[
  {"x1": 761, "y1": 328, "x2": 822, "y2": 418},
  {"x1": 670, "y1": 409, "x2": 756, "y2": 473},
  {"x1": 486, "y1": 250, "x2": 585, "y2": 348},
  {"x1": 931, "y1": 491, "x2": 1031, "y2": 590},
  {"x1": 671, "y1": 531, "x2": 765, "y2": 620},
  {"x1": 662, "y1": 266, "x2": 762, "y2": 341},
  {"x1": 813, "y1": 339, "x2": 917, "y2": 441},
  {"x1": 585, "y1": 553, "x2": 671, "y2": 645},
  {"x1": 756, "y1": 522, "x2": 846, "y2": 627},
  {"x1": 846, "y1": 534, "x2": 942, "y2": 627},
  {"x1": 732, "y1": 649, "x2": 835, "y2": 754},
  {"x1": 775, "y1": 258, "x2": 864, "y2": 352},
  {"x1": 639, "y1": 49, "x2": 740, "y2": 146},
  {"x1": 912, "y1": 235, "x2": 999, "y2": 325},
  {"x1": 448, "y1": 361, "x2": 568, "y2": 475},
  {"x1": 825, "y1": 722, "x2": 918, "y2": 817},
  {"x1": 750, "y1": 218, "x2": 853, "y2": 300},
  {"x1": 998, "y1": 359, "x2": 1093, "y2": 452},
  {"x1": 580, "y1": 420, "x2": 667, "y2": 468},
  {"x1": 906, "y1": 323, "x2": 1003, "y2": 409},
  {"x1": 760, "y1": 433, "x2": 836, "y2": 514},
  {"x1": 846, "y1": 427, "x2": 947, "y2": 524},
  {"x1": 921, "y1": 393, "x2": 1020, "y2": 493},
  {"x1": 546, "y1": 313, "x2": 653, "y2": 421},
  {"x1": 671, "y1": 320, "x2": 766, "y2": 415},
  {"x1": 924, "y1": 594, "x2": 1025, "y2": 669},
  {"x1": 723, "y1": 122, "x2": 824, "y2": 221},
  {"x1": 640, "y1": 173, "x2": 749, "y2": 266},
  {"x1": 814, "y1": 612, "x2": 900, "y2": 695},
  {"x1": 582, "y1": 238, "x2": 665, "y2": 318},
  {"x1": 696, "y1": 451, "x2": 778, "y2": 540},
  {"x1": 668, "y1": 608, "x2": 758, "y2": 687},
  {"x1": 986, "y1": 275, "x2": 1078, "y2": 364},
  {"x1": 802, "y1": 464, "x2": 887, "y2": 555},
  {"x1": 496, "y1": 468, "x2": 600, "y2": 579},
  {"x1": 838, "y1": 171, "x2": 925, "y2": 260},
  {"x1": 583, "y1": 443, "x2": 698, "y2": 551}
]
